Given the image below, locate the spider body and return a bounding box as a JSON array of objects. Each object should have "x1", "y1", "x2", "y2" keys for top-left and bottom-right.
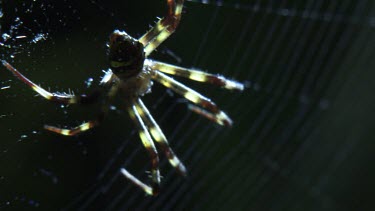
[
  {"x1": 109, "y1": 30, "x2": 145, "y2": 79},
  {"x1": 107, "y1": 30, "x2": 154, "y2": 99},
  {"x1": 2, "y1": 0, "x2": 244, "y2": 196}
]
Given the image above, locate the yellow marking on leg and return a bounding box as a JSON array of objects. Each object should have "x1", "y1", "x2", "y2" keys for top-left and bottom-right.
[
  {"x1": 175, "y1": 6, "x2": 183, "y2": 15},
  {"x1": 188, "y1": 72, "x2": 207, "y2": 82},
  {"x1": 152, "y1": 21, "x2": 165, "y2": 37},
  {"x1": 79, "y1": 122, "x2": 92, "y2": 131},
  {"x1": 153, "y1": 65, "x2": 177, "y2": 75},
  {"x1": 183, "y1": 92, "x2": 201, "y2": 104},
  {"x1": 135, "y1": 104, "x2": 145, "y2": 117},
  {"x1": 169, "y1": 156, "x2": 181, "y2": 168},
  {"x1": 61, "y1": 129, "x2": 72, "y2": 136},
  {"x1": 44, "y1": 126, "x2": 70, "y2": 136},
  {"x1": 144, "y1": 43, "x2": 156, "y2": 56},
  {"x1": 156, "y1": 21, "x2": 164, "y2": 31},
  {"x1": 32, "y1": 85, "x2": 53, "y2": 99},
  {"x1": 149, "y1": 127, "x2": 163, "y2": 142},
  {"x1": 139, "y1": 131, "x2": 152, "y2": 148},
  {"x1": 156, "y1": 30, "x2": 171, "y2": 42}
]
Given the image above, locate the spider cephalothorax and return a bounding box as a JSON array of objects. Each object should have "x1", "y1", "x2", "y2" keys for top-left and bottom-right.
[
  {"x1": 3, "y1": 0, "x2": 244, "y2": 196},
  {"x1": 109, "y1": 30, "x2": 145, "y2": 78}
]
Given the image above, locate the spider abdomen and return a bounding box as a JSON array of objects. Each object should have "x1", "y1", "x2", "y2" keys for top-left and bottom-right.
[{"x1": 109, "y1": 30, "x2": 145, "y2": 80}]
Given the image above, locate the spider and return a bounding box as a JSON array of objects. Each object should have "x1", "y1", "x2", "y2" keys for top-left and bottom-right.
[{"x1": 2, "y1": 0, "x2": 244, "y2": 195}]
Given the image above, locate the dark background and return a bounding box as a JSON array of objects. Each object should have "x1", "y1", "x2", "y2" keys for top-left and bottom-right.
[{"x1": 0, "y1": 0, "x2": 374, "y2": 210}]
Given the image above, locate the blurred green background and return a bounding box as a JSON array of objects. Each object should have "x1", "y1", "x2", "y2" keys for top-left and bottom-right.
[{"x1": 0, "y1": 0, "x2": 374, "y2": 210}]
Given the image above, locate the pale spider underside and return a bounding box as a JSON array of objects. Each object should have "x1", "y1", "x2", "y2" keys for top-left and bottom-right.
[{"x1": 2, "y1": 0, "x2": 244, "y2": 195}]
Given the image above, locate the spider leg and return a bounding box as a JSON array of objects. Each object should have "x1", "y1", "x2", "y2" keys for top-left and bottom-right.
[
  {"x1": 134, "y1": 98, "x2": 187, "y2": 176},
  {"x1": 186, "y1": 104, "x2": 234, "y2": 126},
  {"x1": 147, "y1": 59, "x2": 244, "y2": 91},
  {"x1": 44, "y1": 83, "x2": 120, "y2": 136},
  {"x1": 44, "y1": 121, "x2": 100, "y2": 136},
  {"x1": 122, "y1": 101, "x2": 160, "y2": 196},
  {"x1": 139, "y1": 0, "x2": 184, "y2": 56},
  {"x1": 151, "y1": 71, "x2": 233, "y2": 126},
  {"x1": 2, "y1": 60, "x2": 100, "y2": 104}
]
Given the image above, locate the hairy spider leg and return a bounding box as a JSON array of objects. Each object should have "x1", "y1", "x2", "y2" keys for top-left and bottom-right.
[
  {"x1": 139, "y1": 0, "x2": 184, "y2": 56},
  {"x1": 1, "y1": 60, "x2": 100, "y2": 104},
  {"x1": 134, "y1": 98, "x2": 187, "y2": 176},
  {"x1": 147, "y1": 60, "x2": 244, "y2": 91},
  {"x1": 151, "y1": 71, "x2": 233, "y2": 126},
  {"x1": 123, "y1": 102, "x2": 161, "y2": 196},
  {"x1": 44, "y1": 83, "x2": 120, "y2": 136}
]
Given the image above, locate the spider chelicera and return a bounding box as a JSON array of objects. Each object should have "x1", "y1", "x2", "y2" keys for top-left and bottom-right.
[{"x1": 2, "y1": 0, "x2": 244, "y2": 195}]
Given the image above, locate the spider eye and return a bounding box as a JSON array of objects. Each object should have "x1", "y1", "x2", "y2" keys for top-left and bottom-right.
[{"x1": 109, "y1": 30, "x2": 145, "y2": 76}]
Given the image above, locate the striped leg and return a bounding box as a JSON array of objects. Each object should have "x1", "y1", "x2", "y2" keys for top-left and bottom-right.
[
  {"x1": 43, "y1": 104, "x2": 106, "y2": 136},
  {"x1": 147, "y1": 59, "x2": 244, "y2": 91},
  {"x1": 2, "y1": 60, "x2": 100, "y2": 104},
  {"x1": 151, "y1": 71, "x2": 233, "y2": 126},
  {"x1": 187, "y1": 104, "x2": 233, "y2": 126},
  {"x1": 139, "y1": 0, "x2": 184, "y2": 56},
  {"x1": 122, "y1": 102, "x2": 160, "y2": 196},
  {"x1": 44, "y1": 121, "x2": 99, "y2": 136},
  {"x1": 44, "y1": 84, "x2": 120, "y2": 136},
  {"x1": 134, "y1": 98, "x2": 187, "y2": 176}
]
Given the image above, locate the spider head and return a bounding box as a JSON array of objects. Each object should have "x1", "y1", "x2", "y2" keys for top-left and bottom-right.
[{"x1": 109, "y1": 30, "x2": 145, "y2": 78}]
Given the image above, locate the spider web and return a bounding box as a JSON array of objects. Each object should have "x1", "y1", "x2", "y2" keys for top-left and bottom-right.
[{"x1": 0, "y1": 0, "x2": 374, "y2": 210}]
